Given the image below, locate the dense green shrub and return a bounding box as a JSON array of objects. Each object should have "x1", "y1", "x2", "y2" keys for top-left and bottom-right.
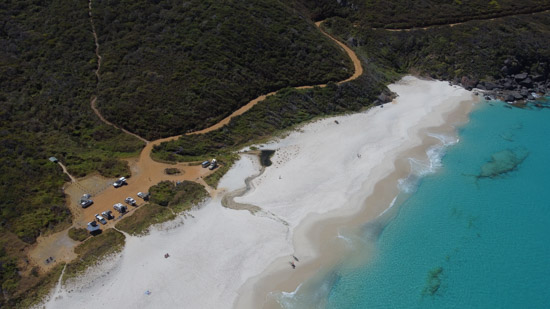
[
  {"x1": 325, "y1": 12, "x2": 550, "y2": 83},
  {"x1": 92, "y1": 0, "x2": 353, "y2": 140},
  {"x1": 153, "y1": 72, "x2": 388, "y2": 161},
  {"x1": 117, "y1": 181, "x2": 208, "y2": 235},
  {"x1": 68, "y1": 228, "x2": 89, "y2": 242},
  {"x1": 63, "y1": 229, "x2": 125, "y2": 281}
]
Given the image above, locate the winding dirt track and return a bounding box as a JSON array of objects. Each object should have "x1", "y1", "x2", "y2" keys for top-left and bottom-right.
[
  {"x1": 81, "y1": 19, "x2": 363, "y2": 226},
  {"x1": 28, "y1": 17, "x2": 364, "y2": 271},
  {"x1": 57, "y1": 162, "x2": 76, "y2": 183},
  {"x1": 188, "y1": 21, "x2": 363, "y2": 135},
  {"x1": 376, "y1": 8, "x2": 550, "y2": 31}
]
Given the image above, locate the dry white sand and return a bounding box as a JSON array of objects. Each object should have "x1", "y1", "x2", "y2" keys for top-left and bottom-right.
[{"x1": 43, "y1": 76, "x2": 477, "y2": 309}]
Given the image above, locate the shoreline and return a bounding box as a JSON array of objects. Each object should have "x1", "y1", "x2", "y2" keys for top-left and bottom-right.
[
  {"x1": 42, "y1": 76, "x2": 480, "y2": 309},
  {"x1": 236, "y1": 76, "x2": 479, "y2": 308}
]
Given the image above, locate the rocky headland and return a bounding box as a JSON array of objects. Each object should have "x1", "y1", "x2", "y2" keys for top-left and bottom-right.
[{"x1": 459, "y1": 58, "x2": 549, "y2": 103}]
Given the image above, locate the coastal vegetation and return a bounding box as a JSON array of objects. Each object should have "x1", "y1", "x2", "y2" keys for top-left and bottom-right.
[
  {"x1": 0, "y1": 0, "x2": 351, "y2": 303},
  {"x1": 152, "y1": 73, "x2": 389, "y2": 162},
  {"x1": 164, "y1": 168, "x2": 182, "y2": 175},
  {"x1": 116, "y1": 181, "x2": 209, "y2": 235},
  {"x1": 6, "y1": 263, "x2": 65, "y2": 309},
  {"x1": 67, "y1": 228, "x2": 90, "y2": 242},
  {"x1": 297, "y1": 0, "x2": 550, "y2": 27},
  {"x1": 92, "y1": 0, "x2": 353, "y2": 140},
  {"x1": 323, "y1": 10, "x2": 550, "y2": 95},
  {"x1": 1, "y1": 0, "x2": 145, "y2": 238},
  {"x1": 2, "y1": 0, "x2": 549, "y2": 306},
  {"x1": 63, "y1": 229, "x2": 126, "y2": 282},
  {"x1": 115, "y1": 204, "x2": 175, "y2": 236}
]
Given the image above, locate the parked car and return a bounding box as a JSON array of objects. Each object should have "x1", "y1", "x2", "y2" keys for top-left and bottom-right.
[
  {"x1": 80, "y1": 199, "x2": 93, "y2": 208},
  {"x1": 95, "y1": 214, "x2": 107, "y2": 225},
  {"x1": 125, "y1": 197, "x2": 137, "y2": 206},
  {"x1": 82, "y1": 193, "x2": 91, "y2": 199},
  {"x1": 209, "y1": 159, "x2": 217, "y2": 170},
  {"x1": 201, "y1": 160, "x2": 210, "y2": 168},
  {"x1": 87, "y1": 221, "x2": 100, "y2": 232},
  {"x1": 102, "y1": 210, "x2": 114, "y2": 220},
  {"x1": 113, "y1": 177, "x2": 127, "y2": 188},
  {"x1": 137, "y1": 192, "x2": 150, "y2": 201},
  {"x1": 113, "y1": 203, "x2": 127, "y2": 213}
]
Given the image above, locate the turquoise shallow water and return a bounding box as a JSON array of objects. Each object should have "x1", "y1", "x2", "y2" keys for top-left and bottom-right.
[{"x1": 280, "y1": 99, "x2": 550, "y2": 308}]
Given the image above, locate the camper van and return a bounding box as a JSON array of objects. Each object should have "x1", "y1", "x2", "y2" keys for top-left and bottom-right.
[
  {"x1": 209, "y1": 159, "x2": 217, "y2": 170},
  {"x1": 113, "y1": 203, "x2": 127, "y2": 213}
]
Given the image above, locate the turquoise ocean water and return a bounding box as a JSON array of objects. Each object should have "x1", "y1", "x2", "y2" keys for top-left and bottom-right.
[{"x1": 278, "y1": 98, "x2": 550, "y2": 308}]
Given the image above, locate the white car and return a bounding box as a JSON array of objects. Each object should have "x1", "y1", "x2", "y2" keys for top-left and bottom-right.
[
  {"x1": 137, "y1": 192, "x2": 150, "y2": 200},
  {"x1": 113, "y1": 177, "x2": 127, "y2": 188},
  {"x1": 125, "y1": 197, "x2": 137, "y2": 206},
  {"x1": 95, "y1": 214, "x2": 107, "y2": 225}
]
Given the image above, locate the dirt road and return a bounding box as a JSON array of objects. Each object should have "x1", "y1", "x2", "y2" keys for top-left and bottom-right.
[{"x1": 29, "y1": 18, "x2": 364, "y2": 271}]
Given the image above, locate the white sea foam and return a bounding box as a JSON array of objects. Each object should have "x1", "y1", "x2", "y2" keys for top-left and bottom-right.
[{"x1": 397, "y1": 133, "x2": 455, "y2": 194}]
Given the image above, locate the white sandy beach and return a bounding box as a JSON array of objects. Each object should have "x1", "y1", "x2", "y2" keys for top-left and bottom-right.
[{"x1": 43, "y1": 76, "x2": 477, "y2": 309}]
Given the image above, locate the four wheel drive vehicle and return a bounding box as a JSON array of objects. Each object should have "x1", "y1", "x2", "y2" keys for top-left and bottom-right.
[
  {"x1": 209, "y1": 159, "x2": 217, "y2": 170},
  {"x1": 125, "y1": 197, "x2": 137, "y2": 206},
  {"x1": 113, "y1": 203, "x2": 127, "y2": 213},
  {"x1": 80, "y1": 199, "x2": 93, "y2": 208},
  {"x1": 113, "y1": 177, "x2": 127, "y2": 188},
  {"x1": 102, "y1": 210, "x2": 114, "y2": 220},
  {"x1": 95, "y1": 214, "x2": 107, "y2": 225},
  {"x1": 137, "y1": 192, "x2": 150, "y2": 200},
  {"x1": 201, "y1": 160, "x2": 210, "y2": 168}
]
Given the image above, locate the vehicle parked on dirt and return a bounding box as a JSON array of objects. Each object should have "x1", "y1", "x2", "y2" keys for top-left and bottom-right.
[
  {"x1": 201, "y1": 160, "x2": 210, "y2": 168},
  {"x1": 80, "y1": 199, "x2": 93, "y2": 208},
  {"x1": 102, "y1": 210, "x2": 114, "y2": 220},
  {"x1": 125, "y1": 197, "x2": 137, "y2": 206},
  {"x1": 113, "y1": 203, "x2": 127, "y2": 213},
  {"x1": 113, "y1": 177, "x2": 127, "y2": 188},
  {"x1": 209, "y1": 159, "x2": 217, "y2": 170},
  {"x1": 137, "y1": 192, "x2": 150, "y2": 200},
  {"x1": 95, "y1": 214, "x2": 107, "y2": 225},
  {"x1": 87, "y1": 221, "x2": 100, "y2": 232}
]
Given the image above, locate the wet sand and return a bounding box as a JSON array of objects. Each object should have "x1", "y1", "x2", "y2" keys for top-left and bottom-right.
[{"x1": 235, "y1": 76, "x2": 479, "y2": 308}]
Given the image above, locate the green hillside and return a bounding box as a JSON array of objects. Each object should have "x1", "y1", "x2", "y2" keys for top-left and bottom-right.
[
  {"x1": 322, "y1": 7, "x2": 550, "y2": 88},
  {"x1": 92, "y1": 0, "x2": 353, "y2": 140},
  {"x1": 297, "y1": 0, "x2": 550, "y2": 27},
  {"x1": 0, "y1": 0, "x2": 356, "y2": 305},
  {"x1": 2, "y1": 0, "x2": 549, "y2": 306}
]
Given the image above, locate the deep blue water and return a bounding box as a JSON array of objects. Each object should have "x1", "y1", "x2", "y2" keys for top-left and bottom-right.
[{"x1": 280, "y1": 98, "x2": 550, "y2": 308}]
